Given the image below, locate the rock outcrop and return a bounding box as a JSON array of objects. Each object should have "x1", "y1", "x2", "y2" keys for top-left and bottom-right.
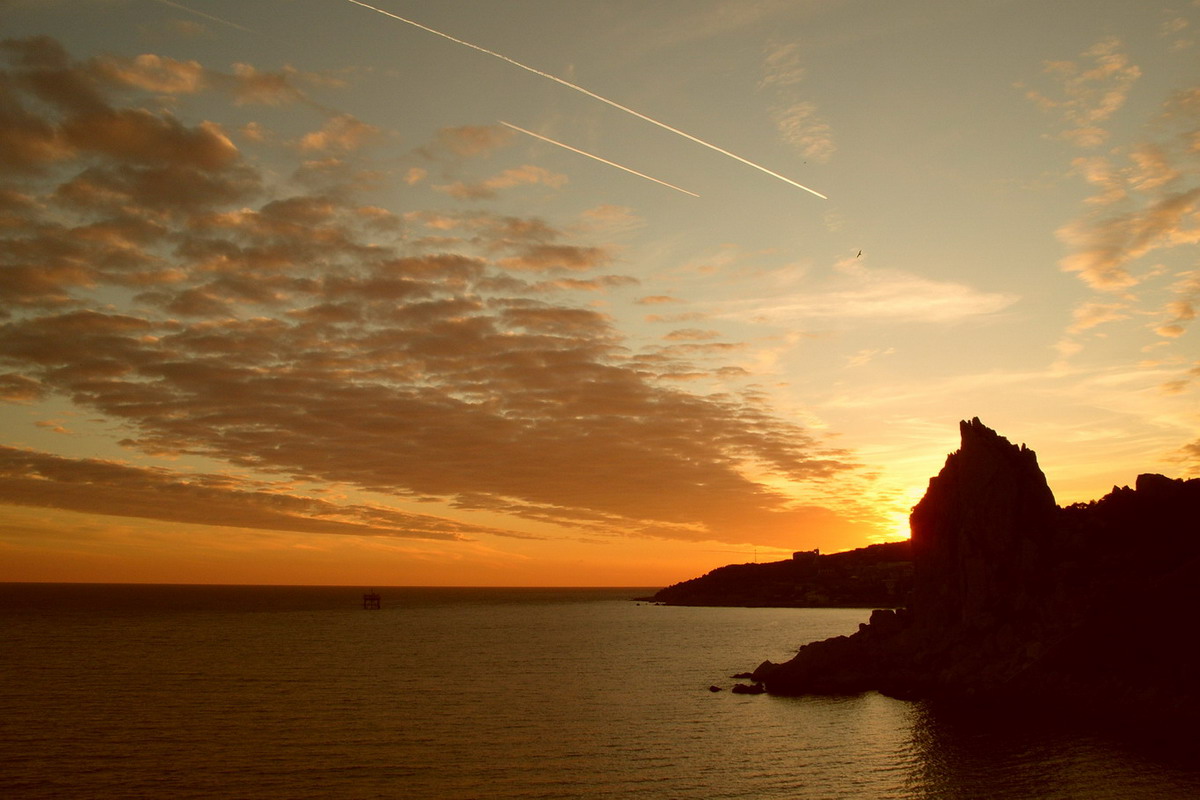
[
  {"x1": 753, "y1": 418, "x2": 1200, "y2": 722},
  {"x1": 909, "y1": 418, "x2": 1057, "y2": 633}
]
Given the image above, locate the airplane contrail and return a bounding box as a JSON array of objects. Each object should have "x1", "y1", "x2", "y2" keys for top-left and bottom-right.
[
  {"x1": 343, "y1": 0, "x2": 827, "y2": 200},
  {"x1": 151, "y1": 0, "x2": 254, "y2": 33},
  {"x1": 500, "y1": 121, "x2": 699, "y2": 198}
]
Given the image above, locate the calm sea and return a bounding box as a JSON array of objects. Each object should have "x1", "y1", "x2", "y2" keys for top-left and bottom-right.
[{"x1": 1, "y1": 584, "x2": 1196, "y2": 799}]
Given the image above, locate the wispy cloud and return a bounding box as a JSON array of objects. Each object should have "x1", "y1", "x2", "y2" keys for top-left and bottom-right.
[
  {"x1": 760, "y1": 41, "x2": 834, "y2": 163},
  {"x1": 151, "y1": 0, "x2": 253, "y2": 34},
  {"x1": 435, "y1": 164, "x2": 569, "y2": 200},
  {"x1": 421, "y1": 124, "x2": 514, "y2": 160},
  {"x1": 727, "y1": 259, "x2": 1017, "y2": 325},
  {"x1": 1055, "y1": 187, "x2": 1200, "y2": 291},
  {"x1": 845, "y1": 347, "x2": 895, "y2": 368},
  {"x1": 1160, "y1": 12, "x2": 1194, "y2": 51},
  {"x1": 0, "y1": 446, "x2": 501, "y2": 540},
  {"x1": 639, "y1": 0, "x2": 798, "y2": 48},
  {"x1": 1156, "y1": 270, "x2": 1200, "y2": 337},
  {"x1": 1018, "y1": 37, "x2": 1141, "y2": 148},
  {"x1": 1043, "y1": 48, "x2": 1200, "y2": 360},
  {"x1": 1175, "y1": 438, "x2": 1200, "y2": 475},
  {"x1": 1065, "y1": 300, "x2": 1131, "y2": 334}
]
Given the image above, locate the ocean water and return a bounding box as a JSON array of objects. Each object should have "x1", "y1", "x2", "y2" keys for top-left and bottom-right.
[{"x1": 1, "y1": 584, "x2": 1196, "y2": 799}]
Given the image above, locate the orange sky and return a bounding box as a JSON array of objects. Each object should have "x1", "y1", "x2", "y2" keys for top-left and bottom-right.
[{"x1": 1, "y1": 1, "x2": 1197, "y2": 586}]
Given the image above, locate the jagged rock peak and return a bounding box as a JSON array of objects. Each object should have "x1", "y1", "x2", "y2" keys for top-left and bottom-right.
[
  {"x1": 956, "y1": 416, "x2": 1033, "y2": 457},
  {"x1": 910, "y1": 418, "x2": 1057, "y2": 629},
  {"x1": 915, "y1": 417, "x2": 1057, "y2": 533}
]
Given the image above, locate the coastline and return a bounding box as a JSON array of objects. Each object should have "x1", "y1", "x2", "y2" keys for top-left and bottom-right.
[{"x1": 746, "y1": 419, "x2": 1200, "y2": 726}]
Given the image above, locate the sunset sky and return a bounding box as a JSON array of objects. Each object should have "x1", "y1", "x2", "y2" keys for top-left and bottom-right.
[{"x1": 1, "y1": 0, "x2": 1197, "y2": 586}]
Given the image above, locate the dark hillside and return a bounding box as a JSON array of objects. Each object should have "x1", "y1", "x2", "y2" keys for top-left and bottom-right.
[{"x1": 648, "y1": 540, "x2": 912, "y2": 608}]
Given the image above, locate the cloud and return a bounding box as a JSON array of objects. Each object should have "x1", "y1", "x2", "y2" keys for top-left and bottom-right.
[
  {"x1": 0, "y1": 445, "x2": 502, "y2": 540},
  {"x1": 1019, "y1": 37, "x2": 1142, "y2": 148},
  {"x1": 497, "y1": 243, "x2": 610, "y2": 272},
  {"x1": 1160, "y1": 14, "x2": 1194, "y2": 51},
  {"x1": 0, "y1": 35, "x2": 330, "y2": 118},
  {"x1": 149, "y1": 0, "x2": 252, "y2": 34},
  {"x1": 435, "y1": 164, "x2": 567, "y2": 200},
  {"x1": 642, "y1": 0, "x2": 797, "y2": 48},
  {"x1": 1066, "y1": 300, "x2": 1131, "y2": 333},
  {"x1": 759, "y1": 41, "x2": 806, "y2": 90},
  {"x1": 772, "y1": 100, "x2": 835, "y2": 162},
  {"x1": 578, "y1": 204, "x2": 641, "y2": 234},
  {"x1": 0, "y1": 37, "x2": 866, "y2": 550},
  {"x1": 162, "y1": 19, "x2": 210, "y2": 39},
  {"x1": 0, "y1": 291, "x2": 857, "y2": 541},
  {"x1": 94, "y1": 52, "x2": 208, "y2": 94},
  {"x1": 298, "y1": 113, "x2": 378, "y2": 153},
  {"x1": 845, "y1": 347, "x2": 895, "y2": 368},
  {"x1": 1156, "y1": 269, "x2": 1200, "y2": 337},
  {"x1": 224, "y1": 63, "x2": 320, "y2": 106},
  {"x1": 65, "y1": 111, "x2": 239, "y2": 169},
  {"x1": 645, "y1": 311, "x2": 709, "y2": 323},
  {"x1": 529, "y1": 275, "x2": 639, "y2": 293},
  {"x1": 730, "y1": 260, "x2": 1017, "y2": 324},
  {"x1": 0, "y1": 35, "x2": 267, "y2": 231},
  {"x1": 1174, "y1": 438, "x2": 1200, "y2": 475},
  {"x1": 1050, "y1": 54, "x2": 1200, "y2": 359},
  {"x1": 664, "y1": 328, "x2": 720, "y2": 341},
  {"x1": 1056, "y1": 187, "x2": 1200, "y2": 290},
  {"x1": 760, "y1": 41, "x2": 834, "y2": 162},
  {"x1": 0, "y1": 373, "x2": 46, "y2": 403},
  {"x1": 422, "y1": 124, "x2": 513, "y2": 160}
]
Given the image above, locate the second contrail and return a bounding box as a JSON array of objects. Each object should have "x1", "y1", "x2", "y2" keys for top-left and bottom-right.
[
  {"x1": 343, "y1": 0, "x2": 827, "y2": 200},
  {"x1": 500, "y1": 122, "x2": 699, "y2": 197},
  {"x1": 151, "y1": 0, "x2": 253, "y2": 33}
]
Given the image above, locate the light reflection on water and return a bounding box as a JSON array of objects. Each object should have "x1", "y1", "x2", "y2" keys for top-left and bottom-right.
[
  {"x1": 906, "y1": 699, "x2": 1199, "y2": 800},
  {"x1": 1, "y1": 584, "x2": 1196, "y2": 799}
]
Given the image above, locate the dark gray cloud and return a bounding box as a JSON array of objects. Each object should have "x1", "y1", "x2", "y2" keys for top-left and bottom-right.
[{"x1": 0, "y1": 445, "x2": 506, "y2": 540}]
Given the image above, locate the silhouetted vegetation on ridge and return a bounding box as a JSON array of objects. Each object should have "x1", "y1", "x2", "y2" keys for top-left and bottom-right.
[{"x1": 647, "y1": 540, "x2": 913, "y2": 608}]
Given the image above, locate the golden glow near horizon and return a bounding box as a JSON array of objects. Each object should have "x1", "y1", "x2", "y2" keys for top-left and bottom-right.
[{"x1": 0, "y1": 1, "x2": 1197, "y2": 586}]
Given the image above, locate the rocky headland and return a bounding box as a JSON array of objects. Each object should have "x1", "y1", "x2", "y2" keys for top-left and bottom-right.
[{"x1": 750, "y1": 418, "x2": 1200, "y2": 723}]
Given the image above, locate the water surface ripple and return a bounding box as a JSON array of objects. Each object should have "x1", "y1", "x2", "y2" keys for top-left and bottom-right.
[{"x1": 2, "y1": 584, "x2": 1195, "y2": 798}]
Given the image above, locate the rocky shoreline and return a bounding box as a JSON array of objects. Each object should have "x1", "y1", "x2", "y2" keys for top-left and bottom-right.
[{"x1": 749, "y1": 419, "x2": 1200, "y2": 724}]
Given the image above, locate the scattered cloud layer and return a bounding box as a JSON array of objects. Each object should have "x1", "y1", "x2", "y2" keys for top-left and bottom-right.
[
  {"x1": 1018, "y1": 37, "x2": 1142, "y2": 149},
  {"x1": 0, "y1": 36, "x2": 867, "y2": 550},
  {"x1": 1034, "y1": 37, "x2": 1200, "y2": 374},
  {"x1": 0, "y1": 445, "x2": 504, "y2": 541}
]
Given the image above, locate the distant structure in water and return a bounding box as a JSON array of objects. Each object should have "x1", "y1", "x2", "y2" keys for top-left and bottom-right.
[{"x1": 362, "y1": 591, "x2": 381, "y2": 610}]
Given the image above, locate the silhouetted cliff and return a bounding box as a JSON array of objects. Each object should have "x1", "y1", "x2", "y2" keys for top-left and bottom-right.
[
  {"x1": 646, "y1": 541, "x2": 912, "y2": 608},
  {"x1": 752, "y1": 418, "x2": 1200, "y2": 723}
]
